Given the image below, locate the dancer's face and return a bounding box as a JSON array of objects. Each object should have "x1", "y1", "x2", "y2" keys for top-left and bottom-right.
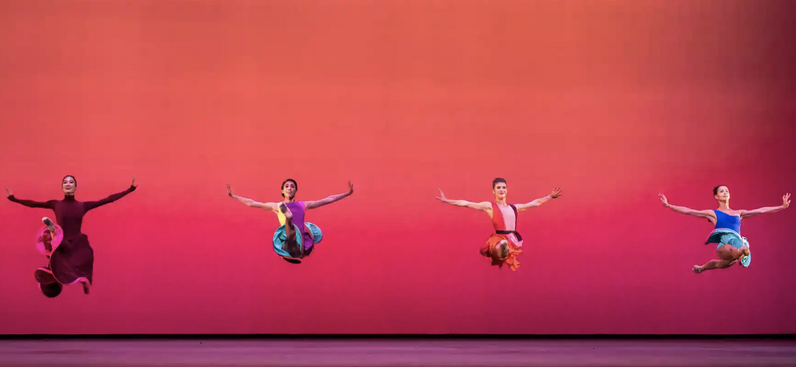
[
  {"x1": 282, "y1": 181, "x2": 297, "y2": 199},
  {"x1": 62, "y1": 176, "x2": 76, "y2": 194},
  {"x1": 714, "y1": 186, "x2": 730, "y2": 202},
  {"x1": 493, "y1": 182, "x2": 507, "y2": 200}
]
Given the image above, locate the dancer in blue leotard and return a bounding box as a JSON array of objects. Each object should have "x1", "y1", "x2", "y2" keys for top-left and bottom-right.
[{"x1": 659, "y1": 186, "x2": 790, "y2": 273}]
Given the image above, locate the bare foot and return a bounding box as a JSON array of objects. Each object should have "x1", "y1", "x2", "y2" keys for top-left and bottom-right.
[
  {"x1": 42, "y1": 217, "x2": 55, "y2": 232},
  {"x1": 279, "y1": 203, "x2": 293, "y2": 219},
  {"x1": 692, "y1": 265, "x2": 703, "y2": 274}
]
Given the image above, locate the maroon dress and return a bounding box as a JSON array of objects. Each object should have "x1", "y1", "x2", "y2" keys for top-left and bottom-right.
[{"x1": 7, "y1": 186, "x2": 136, "y2": 285}]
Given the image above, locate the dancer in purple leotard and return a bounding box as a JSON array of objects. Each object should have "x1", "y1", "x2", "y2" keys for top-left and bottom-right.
[{"x1": 228, "y1": 179, "x2": 353, "y2": 264}]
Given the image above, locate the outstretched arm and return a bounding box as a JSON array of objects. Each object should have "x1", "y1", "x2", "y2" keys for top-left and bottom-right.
[
  {"x1": 515, "y1": 187, "x2": 563, "y2": 212},
  {"x1": 436, "y1": 189, "x2": 491, "y2": 211},
  {"x1": 305, "y1": 181, "x2": 354, "y2": 210},
  {"x1": 84, "y1": 177, "x2": 138, "y2": 211},
  {"x1": 6, "y1": 187, "x2": 54, "y2": 209},
  {"x1": 227, "y1": 184, "x2": 279, "y2": 212},
  {"x1": 740, "y1": 193, "x2": 790, "y2": 218},
  {"x1": 658, "y1": 193, "x2": 715, "y2": 219}
]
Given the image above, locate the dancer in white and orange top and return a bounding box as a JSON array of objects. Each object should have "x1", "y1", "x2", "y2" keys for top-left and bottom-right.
[{"x1": 437, "y1": 178, "x2": 562, "y2": 271}]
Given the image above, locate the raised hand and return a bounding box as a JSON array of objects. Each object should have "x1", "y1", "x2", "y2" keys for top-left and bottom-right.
[
  {"x1": 5, "y1": 187, "x2": 12, "y2": 198},
  {"x1": 348, "y1": 181, "x2": 354, "y2": 195},
  {"x1": 227, "y1": 184, "x2": 234, "y2": 197},
  {"x1": 131, "y1": 176, "x2": 137, "y2": 187},
  {"x1": 436, "y1": 189, "x2": 447, "y2": 202},
  {"x1": 550, "y1": 187, "x2": 563, "y2": 198},
  {"x1": 658, "y1": 193, "x2": 669, "y2": 207},
  {"x1": 783, "y1": 193, "x2": 791, "y2": 208}
]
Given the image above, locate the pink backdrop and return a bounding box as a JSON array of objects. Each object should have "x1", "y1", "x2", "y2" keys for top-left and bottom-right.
[{"x1": 1, "y1": 0, "x2": 795, "y2": 334}]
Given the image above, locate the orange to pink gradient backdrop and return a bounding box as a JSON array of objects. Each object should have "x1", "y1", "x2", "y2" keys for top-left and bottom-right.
[{"x1": 1, "y1": 0, "x2": 795, "y2": 334}]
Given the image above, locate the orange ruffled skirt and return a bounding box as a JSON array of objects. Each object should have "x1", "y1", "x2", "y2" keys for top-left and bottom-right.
[{"x1": 480, "y1": 233, "x2": 523, "y2": 271}]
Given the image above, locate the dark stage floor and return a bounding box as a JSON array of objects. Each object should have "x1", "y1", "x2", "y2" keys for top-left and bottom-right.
[{"x1": 0, "y1": 339, "x2": 794, "y2": 366}]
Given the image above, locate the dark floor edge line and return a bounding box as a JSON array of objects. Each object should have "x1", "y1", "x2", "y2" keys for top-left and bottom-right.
[{"x1": 1, "y1": 334, "x2": 794, "y2": 340}]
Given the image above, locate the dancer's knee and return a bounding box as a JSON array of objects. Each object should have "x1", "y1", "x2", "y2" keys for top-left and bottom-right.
[
  {"x1": 717, "y1": 245, "x2": 739, "y2": 261},
  {"x1": 282, "y1": 240, "x2": 302, "y2": 258},
  {"x1": 39, "y1": 282, "x2": 62, "y2": 298}
]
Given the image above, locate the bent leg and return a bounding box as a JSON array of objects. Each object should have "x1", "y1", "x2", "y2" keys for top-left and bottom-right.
[
  {"x1": 278, "y1": 204, "x2": 303, "y2": 258},
  {"x1": 279, "y1": 204, "x2": 295, "y2": 240},
  {"x1": 496, "y1": 240, "x2": 509, "y2": 259},
  {"x1": 718, "y1": 244, "x2": 747, "y2": 261},
  {"x1": 34, "y1": 267, "x2": 62, "y2": 298},
  {"x1": 34, "y1": 267, "x2": 57, "y2": 285},
  {"x1": 694, "y1": 242, "x2": 749, "y2": 273},
  {"x1": 693, "y1": 259, "x2": 736, "y2": 273},
  {"x1": 39, "y1": 282, "x2": 62, "y2": 298},
  {"x1": 693, "y1": 245, "x2": 747, "y2": 273}
]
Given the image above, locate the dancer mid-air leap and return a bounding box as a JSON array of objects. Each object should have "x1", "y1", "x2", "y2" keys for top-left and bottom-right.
[
  {"x1": 6, "y1": 175, "x2": 137, "y2": 297},
  {"x1": 659, "y1": 186, "x2": 790, "y2": 273},
  {"x1": 437, "y1": 178, "x2": 562, "y2": 271},
  {"x1": 228, "y1": 179, "x2": 354, "y2": 264}
]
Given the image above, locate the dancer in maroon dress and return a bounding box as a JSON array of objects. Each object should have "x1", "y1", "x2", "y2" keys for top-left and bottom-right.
[{"x1": 6, "y1": 175, "x2": 137, "y2": 297}]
